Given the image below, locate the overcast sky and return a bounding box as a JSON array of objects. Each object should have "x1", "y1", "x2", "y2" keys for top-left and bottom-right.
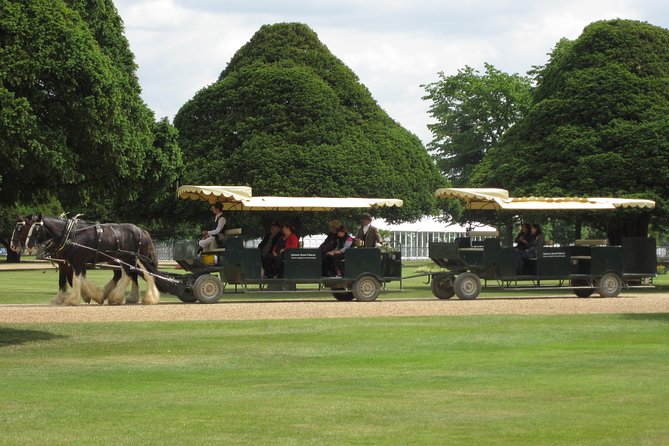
[{"x1": 113, "y1": 0, "x2": 668, "y2": 144}]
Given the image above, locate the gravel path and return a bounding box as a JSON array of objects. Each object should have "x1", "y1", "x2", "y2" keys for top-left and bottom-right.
[{"x1": 0, "y1": 294, "x2": 667, "y2": 323}]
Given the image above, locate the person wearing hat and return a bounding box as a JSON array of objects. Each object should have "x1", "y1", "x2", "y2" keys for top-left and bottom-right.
[
  {"x1": 319, "y1": 219, "x2": 341, "y2": 256},
  {"x1": 355, "y1": 213, "x2": 382, "y2": 248},
  {"x1": 259, "y1": 221, "x2": 282, "y2": 277},
  {"x1": 198, "y1": 202, "x2": 226, "y2": 253},
  {"x1": 324, "y1": 225, "x2": 354, "y2": 277}
]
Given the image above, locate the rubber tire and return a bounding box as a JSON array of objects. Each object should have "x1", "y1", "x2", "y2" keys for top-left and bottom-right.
[
  {"x1": 571, "y1": 279, "x2": 594, "y2": 298},
  {"x1": 332, "y1": 292, "x2": 355, "y2": 301},
  {"x1": 454, "y1": 272, "x2": 481, "y2": 300},
  {"x1": 352, "y1": 275, "x2": 381, "y2": 302},
  {"x1": 193, "y1": 274, "x2": 224, "y2": 304},
  {"x1": 177, "y1": 290, "x2": 198, "y2": 303},
  {"x1": 597, "y1": 272, "x2": 623, "y2": 298},
  {"x1": 431, "y1": 273, "x2": 455, "y2": 299}
]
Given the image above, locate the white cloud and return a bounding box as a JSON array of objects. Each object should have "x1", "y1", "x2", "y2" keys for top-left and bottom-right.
[{"x1": 114, "y1": 0, "x2": 668, "y2": 143}]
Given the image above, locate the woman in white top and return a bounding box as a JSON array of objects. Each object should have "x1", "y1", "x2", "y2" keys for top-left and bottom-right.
[{"x1": 198, "y1": 202, "x2": 226, "y2": 252}]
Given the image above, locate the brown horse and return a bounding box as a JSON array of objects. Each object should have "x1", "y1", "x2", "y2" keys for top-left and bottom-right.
[{"x1": 26, "y1": 215, "x2": 160, "y2": 305}]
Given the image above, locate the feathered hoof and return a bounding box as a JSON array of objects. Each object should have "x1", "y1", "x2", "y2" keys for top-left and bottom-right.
[
  {"x1": 141, "y1": 293, "x2": 160, "y2": 305},
  {"x1": 51, "y1": 291, "x2": 67, "y2": 306},
  {"x1": 125, "y1": 289, "x2": 140, "y2": 304}
]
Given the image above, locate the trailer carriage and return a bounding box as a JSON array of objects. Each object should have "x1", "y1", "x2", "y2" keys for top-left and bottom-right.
[{"x1": 428, "y1": 188, "x2": 657, "y2": 300}]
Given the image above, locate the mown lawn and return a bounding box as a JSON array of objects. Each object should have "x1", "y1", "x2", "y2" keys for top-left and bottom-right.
[{"x1": 1, "y1": 315, "x2": 668, "y2": 445}]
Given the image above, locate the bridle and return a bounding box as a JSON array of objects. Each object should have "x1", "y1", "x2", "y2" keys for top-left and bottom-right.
[
  {"x1": 27, "y1": 217, "x2": 82, "y2": 256},
  {"x1": 26, "y1": 220, "x2": 46, "y2": 250},
  {"x1": 10, "y1": 221, "x2": 27, "y2": 252}
]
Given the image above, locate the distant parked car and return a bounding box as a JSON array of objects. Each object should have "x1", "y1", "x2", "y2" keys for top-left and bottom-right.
[{"x1": 0, "y1": 247, "x2": 7, "y2": 256}]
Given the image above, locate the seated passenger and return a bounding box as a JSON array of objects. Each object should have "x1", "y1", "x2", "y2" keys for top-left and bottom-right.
[
  {"x1": 514, "y1": 223, "x2": 531, "y2": 274},
  {"x1": 271, "y1": 223, "x2": 299, "y2": 278},
  {"x1": 259, "y1": 222, "x2": 281, "y2": 278},
  {"x1": 518, "y1": 224, "x2": 545, "y2": 274},
  {"x1": 526, "y1": 224, "x2": 545, "y2": 258},
  {"x1": 198, "y1": 202, "x2": 226, "y2": 253},
  {"x1": 515, "y1": 223, "x2": 531, "y2": 251},
  {"x1": 323, "y1": 225, "x2": 354, "y2": 277},
  {"x1": 355, "y1": 213, "x2": 382, "y2": 247},
  {"x1": 319, "y1": 220, "x2": 341, "y2": 255}
]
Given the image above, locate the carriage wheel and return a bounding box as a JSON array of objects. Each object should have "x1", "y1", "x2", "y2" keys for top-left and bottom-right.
[
  {"x1": 597, "y1": 272, "x2": 623, "y2": 298},
  {"x1": 571, "y1": 279, "x2": 594, "y2": 298},
  {"x1": 193, "y1": 274, "x2": 224, "y2": 304},
  {"x1": 332, "y1": 292, "x2": 355, "y2": 301},
  {"x1": 431, "y1": 273, "x2": 455, "y2": 299},
  {"x1": 177, "y1": 289, "x2": 198, "y2": 303},
  {"x1": 352, "y1": 275, "x2": 381, "y2": 302},
  {"x1": 454, "y1": 272, "x2": 481, "y2": 300}
]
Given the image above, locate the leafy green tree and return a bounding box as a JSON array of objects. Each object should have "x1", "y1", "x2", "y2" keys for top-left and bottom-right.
[
  {"x1": 1, "y1": 0, "x2": 184, "y2": 257},
  {"x1": 473, "y1": 19, "x2": 669, "y2": 233},
  {"x1": 0, "y1": 0, "x2": 153, "y2": 212},
  {"x1": 175, "y1": 23, "x2": 444, "y2": 235},
  {"x1": 423, "y1": 64, "x2": 532, "y2": 186},
  {"x1": 116, "y1": 118, "x2": 187, "y2": 238}
]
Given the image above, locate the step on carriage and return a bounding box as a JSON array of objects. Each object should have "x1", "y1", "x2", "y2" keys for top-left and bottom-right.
[
  {"x1": 165, "y1": 186, "x2": 404, "y2": 303},
  {"x1": 428, "y1": 188, "x2": 657, "y2": 300}
]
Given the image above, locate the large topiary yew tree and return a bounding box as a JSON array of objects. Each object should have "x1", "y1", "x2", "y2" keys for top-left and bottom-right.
[{"x1": 174, "y1": 23, "x2": 444, "y2": 233}]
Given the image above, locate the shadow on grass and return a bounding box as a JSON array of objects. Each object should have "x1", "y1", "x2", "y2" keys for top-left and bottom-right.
[
  {"x1": 621, "y1": 313, "x2": 669, "y2": 323},
  {"x1": 0, "y1": 326, "x2": 66, "y2": 347}
]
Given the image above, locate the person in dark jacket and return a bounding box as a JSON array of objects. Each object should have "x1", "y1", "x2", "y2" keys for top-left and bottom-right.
[
  {"x1": 355, "y1": 213, "x2": 382, "y2": 247},
  {"x1": 259, "y1": 222, "x2": 281, "y2": 277},
  {"x1": 515, "y1": 223, "x2": 532, "y2": 252},
  {"x1": 319, "y1": 220, "x2": 341, "y2": 255},
  {"x1": 517, "y1": 224, "x2": 545, "y2": 274},
  {"x1": 323, "y1": 225, "x2": 354, "y2": 277}
]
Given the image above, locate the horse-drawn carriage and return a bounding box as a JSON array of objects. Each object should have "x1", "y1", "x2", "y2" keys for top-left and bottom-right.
[
  {"x1": 428, "y1": 188, "x2": 657, "y2": 300},
  {"x1": 170, "y1": 185, "x2": 404, "y2": 303},
  {"x1": 11, "y1": 186, "x2": 657, "y2": 305}
]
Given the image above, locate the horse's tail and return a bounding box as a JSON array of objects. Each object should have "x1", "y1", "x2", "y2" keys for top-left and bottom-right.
[
  {"x1": 138, "y1": 229, "x2": 181, "y2": 295},
  {"x1": 139, "y1": 230, "x2": 160, "y2": 274}
]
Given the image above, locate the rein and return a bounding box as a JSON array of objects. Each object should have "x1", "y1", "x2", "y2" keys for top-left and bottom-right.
[
  {"x1": 59, "y1": 241, "x2": 179, "y2": 284},
  {"x1": 30, "y1": 216, "x2": 171, "y2": 283}
]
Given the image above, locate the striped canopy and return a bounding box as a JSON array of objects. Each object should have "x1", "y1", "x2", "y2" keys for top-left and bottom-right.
[
  {"x1": 435, "y1": 188, "x2": 655, "y2": 211},
  {"x1": 177, "y1": 185, "x2": 403, "y2": 211}
]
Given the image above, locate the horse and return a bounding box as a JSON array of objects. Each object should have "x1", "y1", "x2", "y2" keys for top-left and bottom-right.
[
  {"x1": 26, "y1": 215, "x2": 161, "y2": 306},
  {"x1": 11, "y1": 215, "x2": 81, "y2": 304},
  {"x1": 9, "y1": 215, "x2": 30, "y2": 253}
]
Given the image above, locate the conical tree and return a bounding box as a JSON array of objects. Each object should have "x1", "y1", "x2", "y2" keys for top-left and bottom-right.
[
  {"x1": 174, "y1": 23, "x2": 443, "y2": 231},
  {"x1": 472, "y1": 19, "x2": 669, "y2": 232}
]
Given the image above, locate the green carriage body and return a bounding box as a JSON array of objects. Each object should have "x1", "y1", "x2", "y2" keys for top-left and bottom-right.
[
  {"x1": 168, "y1": 185, "x2": 404, "y2": 303},
  {"x1": 428, "y1": 188, "x2": 657, "y2": 300}
]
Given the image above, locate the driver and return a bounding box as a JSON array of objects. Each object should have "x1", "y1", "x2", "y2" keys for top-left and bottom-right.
[{"x1": 199, "y1": 202, "x2": 226, "y2": 253}]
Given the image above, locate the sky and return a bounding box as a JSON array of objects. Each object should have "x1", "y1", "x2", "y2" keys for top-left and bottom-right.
[{"x1": 113, "y1": 0, "x2": 669, "y2": 144}]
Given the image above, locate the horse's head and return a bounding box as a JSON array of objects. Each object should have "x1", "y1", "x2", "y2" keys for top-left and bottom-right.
[
  {"x1": 10, "y1": 215, "x2": 33, "y2": 253},
  {"x1": 25, "y1": 214, "x2": 45, "y2": 250}
]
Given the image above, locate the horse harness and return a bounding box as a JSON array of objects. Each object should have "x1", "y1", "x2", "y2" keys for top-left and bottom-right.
[{"x1": 28, "y1": 215, "x2": 179, "y2": 284}]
